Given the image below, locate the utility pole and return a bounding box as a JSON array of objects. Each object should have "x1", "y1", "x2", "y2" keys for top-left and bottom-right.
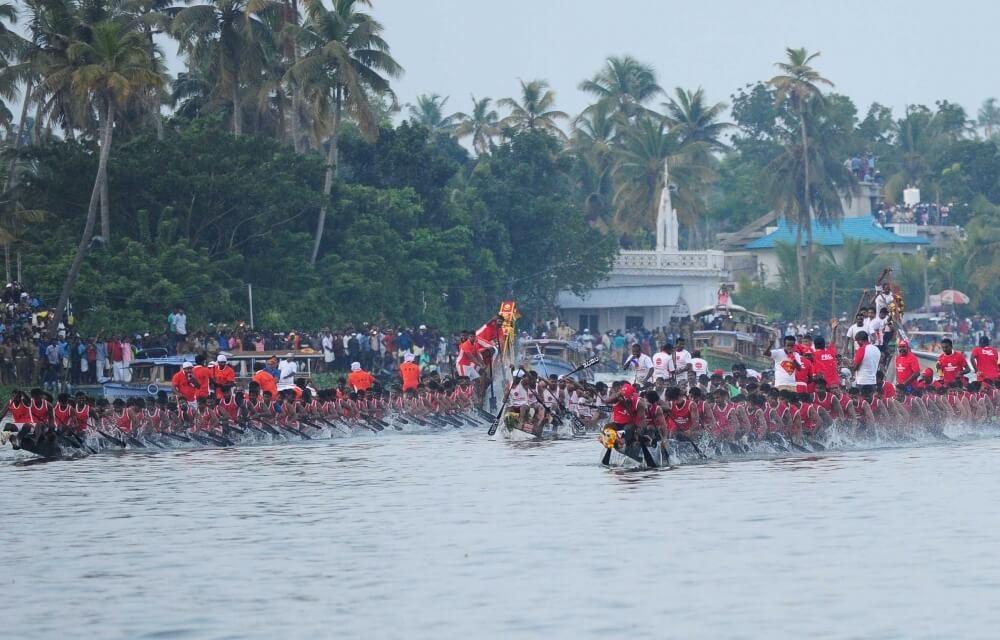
[{"x1": 248, "y1": 283, "x2": 254, "y2": 330}]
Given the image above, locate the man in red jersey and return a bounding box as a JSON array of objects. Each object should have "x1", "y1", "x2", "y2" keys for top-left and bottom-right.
[
  {"x1": 811, "y1": 335, "x2": 840, "y2": 389},
  {"x1": 970, "y1": 335, "x2": 999, "y2": 385},
  {"x1": 894, "y1": 340, "x2": 921, "y2": 390},
  {"x1": 937, "y1": 338, "x2": 970, "y2": 386}
]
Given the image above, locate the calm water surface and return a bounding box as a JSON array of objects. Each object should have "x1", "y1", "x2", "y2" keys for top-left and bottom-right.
[{"x1": 4, "y1": 430, "x2": 1000, "y2": 639}]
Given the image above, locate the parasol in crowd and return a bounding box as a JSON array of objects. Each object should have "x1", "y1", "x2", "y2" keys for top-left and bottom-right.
[{"x1": 938, "y1": 289, "x2": 970, "y2": 305}]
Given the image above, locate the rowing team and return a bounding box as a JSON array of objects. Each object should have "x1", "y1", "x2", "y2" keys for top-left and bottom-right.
[
  {"x1": 598, "y1": 370, "x2": 1000, "y2": 454},
  {"x1": 1, "y1": 382, "x2": 479, "y2": 451}
]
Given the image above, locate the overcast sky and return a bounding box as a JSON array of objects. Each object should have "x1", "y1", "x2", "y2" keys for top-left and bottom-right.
[{"x1": 357, "y1": 0, "x2": 995, "y2": 123}]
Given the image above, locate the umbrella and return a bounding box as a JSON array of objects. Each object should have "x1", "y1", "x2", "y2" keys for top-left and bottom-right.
[{"x1": 938, "y1": 289, "x2": 970, "y2": 305}]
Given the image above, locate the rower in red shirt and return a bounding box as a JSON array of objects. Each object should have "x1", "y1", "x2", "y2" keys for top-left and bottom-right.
[
  {"x1": 894, "y1": 340, "x2": 921, "y2": 389},
  {"x1": 970, "y1": 336, "x2": 999, "y2": 384},
  {"x1": 936, "y1": 338, "x2": 970, "y2": 386}
]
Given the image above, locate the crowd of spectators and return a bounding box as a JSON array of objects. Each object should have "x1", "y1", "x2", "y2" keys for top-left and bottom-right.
[
  {"x1": 875, "y1": 201, "x2": 952, "y2": 226},
  {"x1": 846, "y1": 152, "x2": 880, "y2": 184},
  {"x1": 0, "y1": 298, "x2": 473, "y2": 390}
]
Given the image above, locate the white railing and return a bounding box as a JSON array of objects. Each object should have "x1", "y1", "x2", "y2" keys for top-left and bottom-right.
[{"x1": 616, "y1": 250, "x2": 727, "y2": 271}]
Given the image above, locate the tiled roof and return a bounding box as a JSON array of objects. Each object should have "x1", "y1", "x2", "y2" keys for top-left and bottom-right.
[{"x1": 745, "y1": 217, "x2": 930, "y2": 249}]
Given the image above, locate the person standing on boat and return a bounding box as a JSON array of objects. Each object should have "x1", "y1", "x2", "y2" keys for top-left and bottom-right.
[
  {"x1": 347, "y1": 362, "x2": 375, "y2": 393},
  {"x1": 652, "y1": 343, "x2": 676, "y2": 386},
  {"x1": 765, "y1": 335, "x2": 801, "y2": 393},
  {"x1": 622, "y1": 343, "x2": 653, "y2": 385},
  {"x1": 937, "y1": 338, "x2": 970, "y2": 386},
  {"x1": 400, "y1": 353, "x2": 421, "y2": 392},
  {"x1": 192, "y1": 355, "x2": 213, "y2": 400},
  {"x1": 172, "y1": 361, "x2": 201, "y2": 407},
  {"x1": 850, "y1": 331, "x2": 881, "y2": 395},
  {"x1": 970, "y1": 336, "x2": 999, "y2": 385},
  {"x1": 812, "y1": 334, "x2": 840, "y2": 390},
  {"x1": 212, "y1": 354, "x2": 236, "y2": 398},
  {"x1": 278, "y1": 354, "x2": 298, "y2": 390},
  {"x1": 674, "y1": 338, "x2": 694, "y2": 389},
  {"x1": 894, "y1": 341, "x2": 921, "y2": 390}
]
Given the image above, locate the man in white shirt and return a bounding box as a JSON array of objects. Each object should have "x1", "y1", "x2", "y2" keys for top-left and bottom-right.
[
  {"x1": 622, "y1": 343, "x2": 654, "y2": 385},
  {"x1": 277, "y1": 354, "x2": 298, "y2": 390},
  {"x1": 321, "y1": 330, "x2": 335, "y2": 371},
  {"x1": 651, "y1": 343, "x2": 677, "y2": 383},
  {"x1": 874, "y1": 283, "x2": 893, "y2": 316},
  {"x1": 689, "y1": 350, "x2": 709, "y2": 378},
  {"x1": 850, "y1": 331, "x2": 882, "y2": 392},
  {"x1": 765, "y1": 334, "x2": 801, "y2": 392},
  {"x1": 674, "y1": 338, "x2": 693, "y2": 388}
]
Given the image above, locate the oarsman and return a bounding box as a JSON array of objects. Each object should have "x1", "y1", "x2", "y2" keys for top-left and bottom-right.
[
  {"x1": 28, "y1": 388, "x2": 52, "y2": 427},
  {"x1": 970, "y1": 336, "x2": 999, "y2": 386},
  {"x1": 937, "y1": 338, "x2": 971, "y2": 387}
]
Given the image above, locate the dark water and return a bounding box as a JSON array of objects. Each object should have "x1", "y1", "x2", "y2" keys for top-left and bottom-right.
[{"x1": 4, "y1": 430, "x2": 1000, "y2": 639}]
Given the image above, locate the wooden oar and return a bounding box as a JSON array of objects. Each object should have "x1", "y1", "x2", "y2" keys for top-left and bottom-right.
[
  {"x1": 675, "y1": 432, "x2": 708, "y2": 460},
  {"x1": 94, "y1": 428, "x2": 126, "y2": 448}
]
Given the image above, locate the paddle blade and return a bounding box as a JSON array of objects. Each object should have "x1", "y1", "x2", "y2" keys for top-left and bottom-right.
[{"x1": 601, "y1": 447, "x2": 613, "y2": 466}]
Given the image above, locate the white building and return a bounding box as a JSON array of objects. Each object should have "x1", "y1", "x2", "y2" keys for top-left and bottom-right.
[{"x1": 555, "y1": 160, "x2": 728, "y2": 332}]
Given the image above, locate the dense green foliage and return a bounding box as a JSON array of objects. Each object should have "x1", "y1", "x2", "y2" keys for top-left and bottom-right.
[{"x1": 2, "y1": 0, "x2": 1000, "y2": 330}]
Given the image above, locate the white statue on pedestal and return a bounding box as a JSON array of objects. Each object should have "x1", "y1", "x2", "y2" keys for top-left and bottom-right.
[{"x1": 655, "y1": 158, "x2": 679, "y2": 251}]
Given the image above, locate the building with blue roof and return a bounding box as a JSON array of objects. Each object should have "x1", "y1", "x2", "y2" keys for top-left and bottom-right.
[{"x1": 745, "y1": 216, "x2": 928, "y2": 285}]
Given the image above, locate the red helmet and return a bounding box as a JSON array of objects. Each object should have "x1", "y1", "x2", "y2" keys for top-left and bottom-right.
[
  {"x1": 922, "y1": 368, "x2": 933, "y2": 378},
  {"x1": 621, "y1": 383, "x2": 637, "y2": 399}
]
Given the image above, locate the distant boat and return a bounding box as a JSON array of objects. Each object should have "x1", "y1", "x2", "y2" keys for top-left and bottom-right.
[{"x1": 691, "y1": 303, "x2": 778, "y2": 373}]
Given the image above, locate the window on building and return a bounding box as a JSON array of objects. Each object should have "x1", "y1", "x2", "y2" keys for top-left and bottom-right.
[
  {"x1": 625, "y1": 315, "x2": 645, "y2": 330},
  {"x1": 579, "y1": 314, "x2": 598, "y2": 333}
]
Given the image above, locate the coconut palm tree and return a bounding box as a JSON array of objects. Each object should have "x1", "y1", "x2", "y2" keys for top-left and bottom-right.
[
  {"x1": 498, "y1": 79, "x2": 567, "y2": 139},
  {"x1": 288, "y1": 0, "x2": 401, "y2": 264},
  {"x1": 406, "y1": 93, "x2": 458, "y2": 132},
  {"x1": 453, "y1": 95, "x2": 498, "y2": 154},
  {"x1": 768, "y1": 47, "x2": 833, "y2": 317},
  {"x1": 578, "y1": 55, "x2": 661, "y2": 123},
  {"x1": 978, "y1": 98, "x2": 1000, "y2": 139},
  {"x1": 50, "y1": 20, "x2": 162, "y2": 334},
  {"x1": 611, "y1": 115, "x2": 711, "y2": 245},
  {"x1": 171, "y1": 0, "x2": 271, "y2": 137},
  {"x1": 570, "y1": 99, "x2": 617, "y2": 223},
  {"x1": 663, "y1": 86, "x2": 731, "y2": 150}
]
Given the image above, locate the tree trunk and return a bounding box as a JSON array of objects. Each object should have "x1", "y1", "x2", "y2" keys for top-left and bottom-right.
[
  {"x1": 794, "y1": 219, "x2": 805, "y2": 321},
  {"x1": 310, "y1": 93, "x2": 340, "y2": 265},
  {"x1": 51, "y1": 99, "x2": 114, "y2": 336},
  {"x1": 799, "y1": 106, "x2": 811, "y2": 322},
  {"x1": 6, "y1": 76, "x2": 33, "y2": 191},
  {"x1": 31, "y1": 100, "x2": 43, "y2": 146},
  {"x1": 3, "y1": 243, "x2": 9, "y2": 284},
  {"x1": 232, "y1": 85, "x2": 242, "y2": 137},
  {"x1": 100, "y1": 164, "x2": 111, "y2": 243}
]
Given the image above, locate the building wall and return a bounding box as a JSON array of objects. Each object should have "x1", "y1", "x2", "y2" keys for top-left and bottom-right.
[{"x1": 558, "y1": 305, "x2": 680, "y2": 333}]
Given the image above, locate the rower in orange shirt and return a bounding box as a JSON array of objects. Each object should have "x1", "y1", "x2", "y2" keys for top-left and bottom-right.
[
  {"x1": 347, "y1": 362, "x2": 375, "y2": 392},
  {"x1": 400, "y1": 353, "x2": 421, "y2": 391},
  {"x1": 171, "y1": 362, "x2": 201, "y2": 405}
]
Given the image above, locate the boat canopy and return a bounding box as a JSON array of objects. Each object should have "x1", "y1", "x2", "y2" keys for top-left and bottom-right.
[{"x1": 692, "y1": 303, "x2": 768, "y2": 321}]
